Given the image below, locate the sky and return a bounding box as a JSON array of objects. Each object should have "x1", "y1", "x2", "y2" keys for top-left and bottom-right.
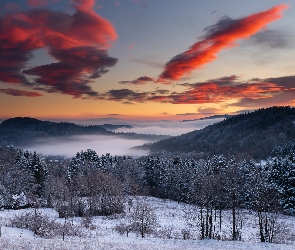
[{"x1": 0, "y1": 0, "x2": 295, "y2": 121}]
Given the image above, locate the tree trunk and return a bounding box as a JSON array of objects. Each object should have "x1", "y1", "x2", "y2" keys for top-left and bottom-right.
[
  {"x1": 258, "y1": 212, "x2": 265, "y2": 242},
  {"x1": 232, "y1": 191, "x2": 236, "y2": 240}
]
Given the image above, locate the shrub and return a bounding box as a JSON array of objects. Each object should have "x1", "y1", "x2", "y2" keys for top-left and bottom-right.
[{"x1": 9, "y1": 209, "x2": 84, "y2": 238}]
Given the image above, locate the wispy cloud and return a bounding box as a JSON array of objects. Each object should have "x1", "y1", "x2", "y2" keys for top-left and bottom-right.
[
  {"x1": 119, "y1": 76, "x2": 154, "y2": 85},
  {"x1": 105, "y1": 89, "x2": 148, "y2": 102},
  {"x1": 167, "y1": 81, "x2": 283, "y2": 104},
  {"x1": 0, "y1": 0, "x2": 118, "y2": 98},
  {"x1": 102, "y1": 74, "x2": 294, "y2": 107},
  {"x1": 132, "y1": 59, "x2": 163, "y2": 69},
  {"x1": 158, "y1": 4, "x2": 288, "y2": 81},
  {"x1": 0, "y1": 88, "x2": 43, "y2": 97}
]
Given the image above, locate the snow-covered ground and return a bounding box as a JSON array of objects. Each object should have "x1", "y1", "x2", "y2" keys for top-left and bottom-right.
[{"x1": 0, "y1": 196, "x2": 295, "y2": 250}]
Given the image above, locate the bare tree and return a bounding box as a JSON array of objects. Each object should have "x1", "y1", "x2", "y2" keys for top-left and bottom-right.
[{"x1": 130, "y1": 199, "x2": 158, "y2": 238}]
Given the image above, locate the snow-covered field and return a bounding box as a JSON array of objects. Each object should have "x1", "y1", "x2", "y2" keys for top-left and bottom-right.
[{"x1": 0, "y1": 196, "x2": 295, "y2": 250}]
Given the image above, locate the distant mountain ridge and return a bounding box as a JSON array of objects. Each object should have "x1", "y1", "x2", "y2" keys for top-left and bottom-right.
[
  {"x1": 0, "y1": 117, "x2": 169, "y2": 147},
  {"x1": 142, "y1": 106, "x2": 295, "y2": 160},
  {"x1": 180, "y1": 114, "x2": 235, "y2": 122},
  {"x1": 99, "y1": 124, "x2": 134, "y2": 131}
]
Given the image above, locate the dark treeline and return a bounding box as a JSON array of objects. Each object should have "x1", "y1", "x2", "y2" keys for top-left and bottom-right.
[
  {"x1": 0, "y1": 143, "x2": 295, "y2": 242},
  {"x1": 144, "y1": 106, "x2": 295, "y2": 160}
]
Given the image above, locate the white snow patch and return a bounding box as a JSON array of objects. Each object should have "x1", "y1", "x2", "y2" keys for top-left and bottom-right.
[{"x1": 0, "y1": 197, "x2": 294, "y2": 250}]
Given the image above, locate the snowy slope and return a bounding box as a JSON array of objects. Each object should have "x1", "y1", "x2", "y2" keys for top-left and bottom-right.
[{"x1": 0, "y1": 196, "x2": 294, "y2": 250}]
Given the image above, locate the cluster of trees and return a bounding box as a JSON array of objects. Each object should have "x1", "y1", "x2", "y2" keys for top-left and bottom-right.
[
  {"x1": 0, "y1": 144, "x2": 295, "y2": 242},
  {"x1": 0, "y1": 147, "x2": 48, "y2": 208}
]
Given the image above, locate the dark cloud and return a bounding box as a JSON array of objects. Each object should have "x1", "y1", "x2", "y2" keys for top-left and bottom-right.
[
  {"x1": 216, "y1": 75, "x2": 240, "y2": 82},
  {"x1": 106, "y1": 89, "x2": 148, "y2": 102},
  {"x1": 176, "y1": 113, "x2": 198, "y2": 116},
  {"x1": 0, "y1": 0, "x2": 117, "y2": 98},
  {"x1": 151, "y1": 89, "x2": 170, "y2": 95},
  {"x1": 158, "y1": 5, "x2": 287, "y2": 81},
  {"x1": 250, "y1": 29, "x2": 290, "y2": 48},
  {"x1": 119, "y1": 76, "x2": 154, "y2": 85},
  {"x1": 266, "y1": 75, "x2": 295, "y2": 88},
  {"x1": 0, "y1": 40, "x2": 34, "y2": 85},
  {"x1": 23, "y1": 47, "x2": 117, "y2": 98},
  {"x1": 233, "y1": 90, "x2": 295, "y2": 107},
  {"x1": 0, "y1": 88, "x2": 43, "y2": 97}
]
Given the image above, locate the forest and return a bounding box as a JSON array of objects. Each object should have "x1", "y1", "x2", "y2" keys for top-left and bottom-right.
[
  {"x1": 0, "y1": 140, "x2": 295, "y2": 244},
  {"x1": 144, "y1": 106, "x2": 295, "y2": 160}
]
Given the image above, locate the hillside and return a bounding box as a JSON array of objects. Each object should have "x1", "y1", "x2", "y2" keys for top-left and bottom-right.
[
  {"x1": 0, "y1": 197, "x2": 294, "y2": 249},
  {"x1": 0, "y1": 117, "x2": 169, "y2": 147},
  {"x1": 143, "y1": 106, "x2": 295, "y2": 160}
]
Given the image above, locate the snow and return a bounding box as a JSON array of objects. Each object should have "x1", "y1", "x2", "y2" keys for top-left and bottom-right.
[{"x1": 0, "y1": 196, "x2": 295, "y2": 250}]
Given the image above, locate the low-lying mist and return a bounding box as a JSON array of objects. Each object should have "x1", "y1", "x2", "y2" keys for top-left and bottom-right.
[
  {"x1": 72, "y1": 118, "x2": 223, "y2": 136},
  {"x1": 115, "y1": 119, "x2": 224, "y2": 136},
  {"x1": 23, "y1": 118, "x2": 223, "y2": 157},
  {"x1": 25, "y1": 135, "x2": 149, "y2": 158}
]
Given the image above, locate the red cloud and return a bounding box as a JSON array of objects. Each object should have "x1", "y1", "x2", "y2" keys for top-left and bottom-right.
[
  {"x1": 168, "y1": 82, "x2": 283, "y2": 104},
  {"x1": 104, "y1": 75, "x2": 292, "y2": 106},
  {"x1": 159, "y1": 4, "x2": 288, "y2": 81},
  {"x1": 23, "y1": 47, "x2": 117, "y2": 98},
  {"x1": 0, "y1": 88, "x2": 43, "y2": 97},
  {"x1": 0, "y1": 0, "x2": 118, "y2": 98}
]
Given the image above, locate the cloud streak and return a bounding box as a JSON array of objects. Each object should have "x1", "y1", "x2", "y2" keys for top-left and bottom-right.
[
  {"x1": 0, "y1": 88, "x2": 43, "y2": 97},
  {"x1": 102, "y1": 75, "x2": 294, "y2": 107},
  {"x1": 119, "y1": 76, "x2": 155, "y2": 85},
  {"x1": 159, "y1": 4, "x2": 288, "y2": 81},
  {"x1": 0, "y1": 0, "x2": 118, "y2": 98}
]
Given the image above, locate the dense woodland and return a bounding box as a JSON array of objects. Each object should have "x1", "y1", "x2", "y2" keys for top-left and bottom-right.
[
  {"x1": 0, "y1": 140, "x2": 295, "y2": 242},
  {"x1": 143, "y1": 106, "x2": 295, "y2": 160}
]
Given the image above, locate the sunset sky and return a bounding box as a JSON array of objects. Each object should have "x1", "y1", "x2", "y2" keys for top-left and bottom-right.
[{"x1": 0, "y1": 0, "x2": 294, "y2": 121}]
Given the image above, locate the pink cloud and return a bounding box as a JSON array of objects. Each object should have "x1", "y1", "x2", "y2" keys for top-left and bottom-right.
[
  {"x1": 159, "y1": 4, "x2": 288, "y2": 81},
  {"x1": 0, "y1": 0, "x2": 118, "y2": 98},
  {"x1": 0, "y1": 88, "x2": 43, "y2": 97}
]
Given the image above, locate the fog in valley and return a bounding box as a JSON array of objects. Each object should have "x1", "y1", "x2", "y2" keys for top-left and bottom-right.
[
  {"x1": 65, "y1": 117, "x2": 223, "y2": 136},
  {"x1": 22, "y1": 118, "x2": 222, "y2": 158},
  {"x1": 25, "y1": 135, "x2": 149, "y2": 158},
  {"x1": 115, "y1": 119, "x2": 223, "y2": 136}
]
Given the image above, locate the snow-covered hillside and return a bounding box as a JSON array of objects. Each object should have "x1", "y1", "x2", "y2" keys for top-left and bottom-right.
[{"x1": 0, "y1": 196, "x2": 295, "y2": 250}]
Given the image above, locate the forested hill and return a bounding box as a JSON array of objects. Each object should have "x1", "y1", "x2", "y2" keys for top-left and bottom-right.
[
  {"x1": 143, "y1": 106, "x2": 295, "y2": 160},
  {"x1": 0, "y1": 117, "x2": 169, "y2": 147}
]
